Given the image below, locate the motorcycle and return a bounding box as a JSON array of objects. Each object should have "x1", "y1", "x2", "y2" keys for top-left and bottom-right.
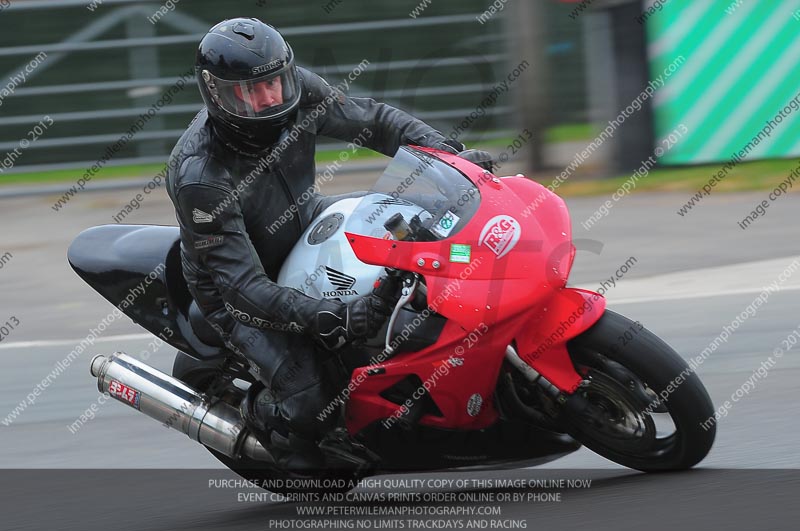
[{"x1": 69, "y1": 146, "x2": 715, "y2": 491}]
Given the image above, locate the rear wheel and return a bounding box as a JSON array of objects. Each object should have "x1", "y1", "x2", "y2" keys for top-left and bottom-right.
[{"x1": 563, "y1": 311, "x2": 715, "y2": 471}]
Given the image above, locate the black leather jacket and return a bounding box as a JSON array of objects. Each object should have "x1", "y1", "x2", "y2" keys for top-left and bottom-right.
[{"x1": 166, "y1": 67, "x2": 449, "y2": 336}]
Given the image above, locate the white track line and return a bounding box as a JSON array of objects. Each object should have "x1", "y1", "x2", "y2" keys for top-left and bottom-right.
[
  {"x1": 607, "y1": 284, "x2": 800, "y2": 305},
  {"x1": 0, "y1": 333, "x2": 151, "y2": 350},
  {"x1": 578, "y1": 255, "x2": 800, "y2": 305},
  {"x1": 4, "y1": 257, "x2": 798, "y2": 350}
]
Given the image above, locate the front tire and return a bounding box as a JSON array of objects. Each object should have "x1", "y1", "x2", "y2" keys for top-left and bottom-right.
[{"x1": 564, "y1": 311, "x2": 715, "y2": 471}]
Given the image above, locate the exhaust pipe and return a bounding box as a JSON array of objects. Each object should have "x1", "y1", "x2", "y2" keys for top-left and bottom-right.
[{"x1": 90, "y1": 352, "x2": 271, "y2": 462}]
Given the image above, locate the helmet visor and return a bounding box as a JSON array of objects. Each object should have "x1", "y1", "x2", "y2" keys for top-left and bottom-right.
[{"x1": 202, "y1": 67, "x2": 299, "y2": 120}]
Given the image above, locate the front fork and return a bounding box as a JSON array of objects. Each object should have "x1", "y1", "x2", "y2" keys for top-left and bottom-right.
[{"x1": 502, "y1": 344, "x2": 592, "y2": 423}]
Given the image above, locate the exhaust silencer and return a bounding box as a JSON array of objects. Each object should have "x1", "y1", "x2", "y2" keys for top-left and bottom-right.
[{"x1": 90, "y1": 352, "x2": 271, "y2": 462}]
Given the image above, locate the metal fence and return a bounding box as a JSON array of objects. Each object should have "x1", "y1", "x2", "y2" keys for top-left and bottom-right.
[{"x1": 0, "y1": 0, "x2": 588, "y2": 175}]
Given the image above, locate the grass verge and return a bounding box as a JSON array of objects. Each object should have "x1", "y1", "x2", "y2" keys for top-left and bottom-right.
[
  {"x1": 550, "y1": 158, "x2": 800, "y2": 197},
  {"x1": 2, "y1": 136, "x2": 798, "y2": 199}
]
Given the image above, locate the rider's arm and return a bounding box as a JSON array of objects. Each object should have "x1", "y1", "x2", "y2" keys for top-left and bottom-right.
[
  {"x1": 300, "y1": 68, "x2": 460, "y2": 156},
  {"x1": 174, "y1": 179, "x2": 340, "y2": 335}
]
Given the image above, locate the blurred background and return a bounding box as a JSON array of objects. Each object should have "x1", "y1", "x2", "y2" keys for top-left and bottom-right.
[
  {"x1": 1, "y1": 0, "x2": 799, "y2": 186},
  {"x1": 1, "y1": 0, "x2": 523, "y2": 177},
  {"x1": 0, "y1": 4, "x2": 799, "y2": 525}
]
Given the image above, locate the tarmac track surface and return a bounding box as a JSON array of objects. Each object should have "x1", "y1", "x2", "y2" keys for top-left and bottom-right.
[{"x1": 0, "y1": 174, "x2": 798, "y2": 529}]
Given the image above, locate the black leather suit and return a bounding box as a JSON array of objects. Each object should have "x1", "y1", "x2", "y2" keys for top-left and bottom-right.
[{"x1": 166, "y1": 67, "x2": 450, "y2": 439}]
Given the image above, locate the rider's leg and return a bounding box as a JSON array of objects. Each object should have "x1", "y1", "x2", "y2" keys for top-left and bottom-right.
[{"x1": 228, "y1": 323, "x2": 341, "y2": 472}]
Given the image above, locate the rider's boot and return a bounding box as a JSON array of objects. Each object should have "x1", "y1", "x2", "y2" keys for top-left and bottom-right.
[{"x1": 239, "y1": 382, "x2": 325, "y2": 474}]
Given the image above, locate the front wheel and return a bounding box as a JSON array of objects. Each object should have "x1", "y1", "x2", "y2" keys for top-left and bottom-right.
[{"x1": 563, "y1": 311, "x2": 715, "y2": 471}]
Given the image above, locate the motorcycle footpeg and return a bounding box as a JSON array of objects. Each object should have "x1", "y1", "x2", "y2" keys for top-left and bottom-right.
[
  {"x1": 239, "y1": 427, "x2": 279, "y2": 466},
  {"x1": 319, "y1": 430, "x2": 379, "y2": 472}
]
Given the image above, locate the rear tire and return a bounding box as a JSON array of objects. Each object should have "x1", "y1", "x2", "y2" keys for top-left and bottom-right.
[{"x1": 565, "y1": 311, "x2": 716, "y2": 471}]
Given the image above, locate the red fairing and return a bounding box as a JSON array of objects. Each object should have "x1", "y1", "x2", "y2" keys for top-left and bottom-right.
[
  {"x1": 515, "y1": 288, "x2": 607, "y2": 392},
  {"x1": 345, "y1": 318, "x2": 512, "y2": 434},
  {"x1": 345, "y1": 148, "x2": 605, "y2": 434},
  {"x1": 345, "y1": 150, "x2": 576, "y2": 331}
]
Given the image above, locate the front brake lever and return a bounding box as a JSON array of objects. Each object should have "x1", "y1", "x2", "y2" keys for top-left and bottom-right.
[{"x1": 383, "y1": 274, "x2": 419, "y2": 356}]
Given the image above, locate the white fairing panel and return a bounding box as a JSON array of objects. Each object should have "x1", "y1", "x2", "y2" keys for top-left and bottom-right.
[{"x1": 277, "y1": 194, "x2": 428, "y2": 303}]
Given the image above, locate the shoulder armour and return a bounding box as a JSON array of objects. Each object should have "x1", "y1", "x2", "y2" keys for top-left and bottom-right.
[{"x1": 297, "y1": 67, "x2": 344, "y2": 107}]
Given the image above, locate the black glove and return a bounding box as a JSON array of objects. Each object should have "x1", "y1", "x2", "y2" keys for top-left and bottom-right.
[
  {"x1": 457, "y1": 149, "x2": 495, "y2": 172},
  {"x1": 314, "y1": 275, "x2": 401, "y2": 350},
  {"x1": 432, "y1": 139, "x2": 465, "y2": 155}
]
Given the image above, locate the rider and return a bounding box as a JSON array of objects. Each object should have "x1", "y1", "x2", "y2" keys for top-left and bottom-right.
[{"x1": 165, "y1": 18, "x2": 469, "y2": 471}]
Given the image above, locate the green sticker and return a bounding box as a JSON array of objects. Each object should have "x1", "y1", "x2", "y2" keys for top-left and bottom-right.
[{"x1": 449, "y1": 243, "x2": 471, "y2": 263}]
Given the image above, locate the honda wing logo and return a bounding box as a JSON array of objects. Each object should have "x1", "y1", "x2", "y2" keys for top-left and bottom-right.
[
  {"x1": 326, "y1": 266, "x2": 356, "y2": 289},
  {"x1": 324, "y1": 266, "x2": 358, "y2": 297}
]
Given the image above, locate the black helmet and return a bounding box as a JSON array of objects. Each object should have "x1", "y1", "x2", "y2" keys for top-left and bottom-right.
[{"x1": 196, "y1": 18, "x2": 301, "y2": 150}]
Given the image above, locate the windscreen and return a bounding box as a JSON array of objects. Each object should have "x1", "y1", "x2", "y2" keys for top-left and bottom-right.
[{"x1": 350, "y1": 147, "x2": 481, "y2": 241}]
